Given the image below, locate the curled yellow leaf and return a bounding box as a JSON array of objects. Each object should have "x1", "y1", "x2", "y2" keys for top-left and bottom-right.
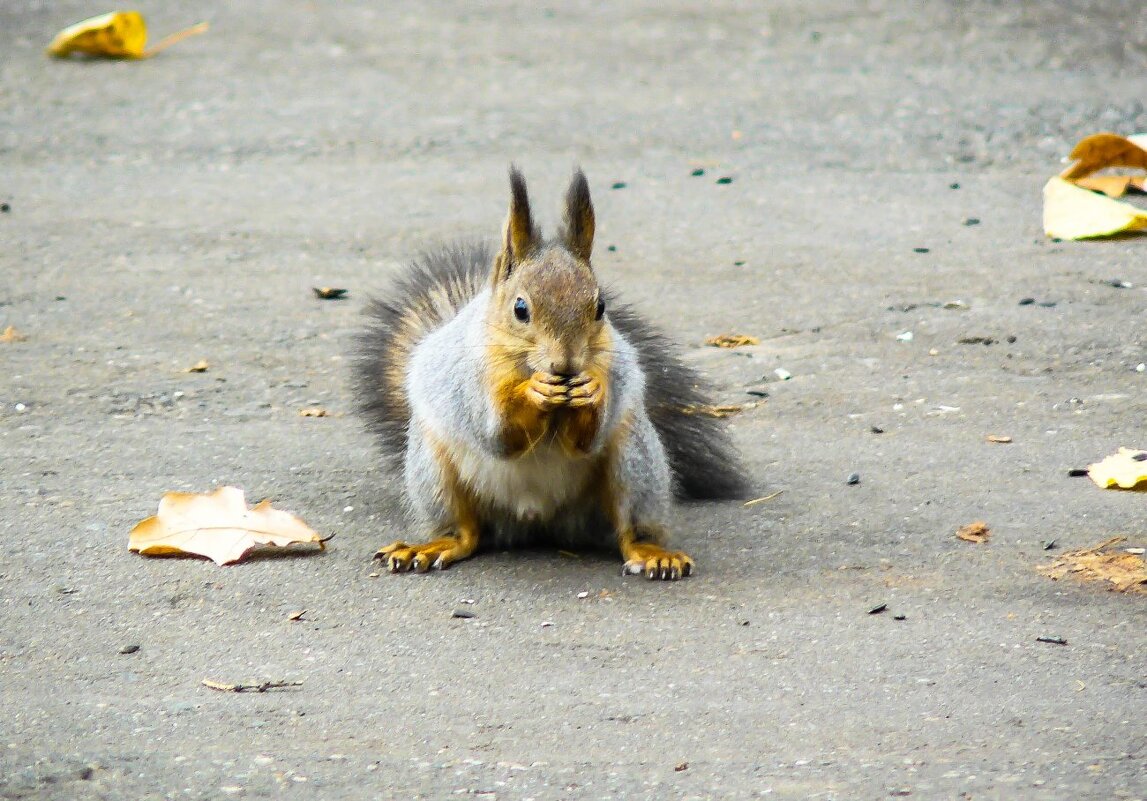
[
  {"x1": 47, "y1": 11, "x2": 207, "y2": 60},
  {"x1": 1087, "y1": 447, "x2": 1147, "y2": 490}
]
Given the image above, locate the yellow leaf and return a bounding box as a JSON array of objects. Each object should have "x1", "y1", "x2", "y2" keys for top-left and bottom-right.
[
  {"x1": 705, "y1": 333, "x2": 760, "y2": 348},
  {"x1": 129, "y1": 486, "x2": 325, "y2": 566},
  {"x1": 0, "y1": 325, "x2": 28, "y2": 343},
  {"x1": 47, "y1": 11, "x2": 207, "y2": 60},
  {"x1": 1087, "y1": 447, "x2": 1147, "y2": 490},
  {"x1": 1042, "y1": 177, "x2": 1147, "y2": 240}
]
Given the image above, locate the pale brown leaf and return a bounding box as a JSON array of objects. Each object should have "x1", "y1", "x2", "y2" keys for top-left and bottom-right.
[{"x1": 129, "y1": 486, "x2": 325, "y2": 566}]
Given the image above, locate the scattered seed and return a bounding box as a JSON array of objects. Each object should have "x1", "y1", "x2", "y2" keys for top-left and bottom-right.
[
  {"x1": 715, "y1": 176, "x2": 733, "y2": 185},
  {"x1": 675, "y1": 762, "x2": 689, "y2": 772},
  {"x1": 740, "y1": 620, "x2": 750, "y2": 626},
  {"x1": 896, "y1": 331, "x2": 914, "y2": 342},
  {"x1": 451, "y1": 609, "x2": 475, "y2": 619},
  {"x1": 1018, "y1": 297, "x2": 1035, "y2": 306},
  {"x1": 1038, "y1": 301, "x2": 1057, "y2": 308},
  {"x1": 611, "y1": 181, "x2": 627, "y2": 190},
  {"x1": 1006, "y1": 335, "x2": 1017, "y2": 344},
  {"x1": 1043, "y1": 540, "x2": 1057, "y2": 551},
  {"x1": 312, "y1": 287, "x2": 348, "y2": 300},
  {"x1": 691, "y1": 168, "x2": 705, "y2": 176},
  {"x1": 119, "y1": 644, "x2": 140, "y2": 655},
  {"x1": 958, "y1": 336, "x2": 995, "y2": 345},
  {"x1": 540, "y1": 621, "x2": 554, "y2": 628},
  {"x1": 1133, "y1": 452, "x2": 1147, "y2": 462},
  {"x1": 773, "y1": 368, "x2": 792, "y2": 381},
  {"x1": 847, "y1": 472, "x2": 860, "y2": 485},
  {"x1": 606, "y1": 245, "x2": 617, "y2": 252},
  {"x1": 870, "y1": 425, "x2": 885, "y2": 434},
  {"x1": 287, "y1": 610, "x2": 306, "y2": 621},
  {"x1": 868, "y1": 603, "x2": 888, "y2": 615},
  {"x1": 0, "y1": 202, "x2": 9, "y2": 213},
  {"x1": 985, "y1": 435, "x2": 1012, "y2": 444},
  {"x1": 733, "y1": 260, "x2": 745, "y2": 266},
  {"x1": 893, "y1": 614, "x2": 907, "y2": 621},
  {"x1": 577, "y1": 591, "x2": 590, "y2": 599},
  {"x1": 1036, "y1": 636, "x2": 1067, "y2": 646},
  {"x1": 962, "y1": 217, "x2": 980, "y2": 226},
  {"x1": 745, "y1": 386, "x2": 770, "y2": 398},
  {"x1": 367, "y1": 572, "x2": 381, "y2": 578},
  {"x1": 1107, "y1": 279, "x2": 1132, "y2": 289},
  {"x1": 913, "y1": 247, "x2": 930, "y2": 254},
  {"x1": 949, "y1": 182, "x2": 960, "y2": 190}
]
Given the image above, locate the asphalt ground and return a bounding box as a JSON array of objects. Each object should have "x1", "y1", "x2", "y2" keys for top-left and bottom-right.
[{"x1": 2, "y1": 2, "x2": 1145, "y2": 799}]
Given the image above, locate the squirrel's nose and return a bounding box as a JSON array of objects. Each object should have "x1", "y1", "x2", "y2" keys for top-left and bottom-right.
[{"x1": 549, "y1": 353, "x2": 583, "y2": 377}]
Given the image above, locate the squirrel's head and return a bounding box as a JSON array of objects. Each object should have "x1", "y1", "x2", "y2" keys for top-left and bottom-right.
[{"x1": 487, "y1": 167, "x2": 608, "y2": 377}]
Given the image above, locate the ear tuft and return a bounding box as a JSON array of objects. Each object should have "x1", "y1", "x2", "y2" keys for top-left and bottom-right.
[
  {"x1": 495, "y1": 165, "x2": 539, "y2": 283},
  {"x1": 561, "y1": 168, "x2": 595, "y2": 263}
]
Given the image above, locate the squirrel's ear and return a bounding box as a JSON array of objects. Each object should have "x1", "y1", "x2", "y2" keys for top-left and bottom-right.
[
  {"x1": 560, "y1": 168, "x2": 595, "y2": 264},
  {"x1": 494, "y1": 166, "x2": 539, "y2": 283}
]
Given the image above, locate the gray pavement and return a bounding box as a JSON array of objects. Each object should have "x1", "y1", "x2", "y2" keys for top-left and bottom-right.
[{"x1": 2, "y1": 2, "x2": 1145, "y2": 799}]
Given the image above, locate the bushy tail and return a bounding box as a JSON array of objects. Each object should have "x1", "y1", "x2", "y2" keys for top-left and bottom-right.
[
  {"x1": 354, "y1": 243, "x2": 491, "y2": 465},
  {"x1": 608, "y1": 302, "x2": 750, "y2": 500}
]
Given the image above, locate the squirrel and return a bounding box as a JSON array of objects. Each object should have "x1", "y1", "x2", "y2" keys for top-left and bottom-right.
[{"x1": 354, "y1": 167, "x2": 748, "y2": 580}]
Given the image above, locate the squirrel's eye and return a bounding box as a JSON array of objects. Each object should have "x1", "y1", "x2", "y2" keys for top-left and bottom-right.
[
  {"x1": 595, "y1": 297, "x2": 606, "y2": 321},
  {"x1": 513, "y1": 297, "x2": 530, "y2": 323}
]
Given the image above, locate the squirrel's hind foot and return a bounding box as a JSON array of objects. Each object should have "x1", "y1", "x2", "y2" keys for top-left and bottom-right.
[
  {"x1": 375, "y1": 534, "x2": 477, "y2": 573},
  {"x1": 621, "y1": 542, "x2": 695, "y2": 581}
]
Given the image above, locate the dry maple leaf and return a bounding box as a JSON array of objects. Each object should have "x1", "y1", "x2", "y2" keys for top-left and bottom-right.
[
  {"x1": 129, "y1": 486, "x2": 325, "y2": 566},
  {"x1": 47, "y1": 11, "x2": 208, "y2": 59},
  {"x1": 705, "y1": 333, "x2": 760, "y2": 348},
  {"x1": 1087, "y1": 447, "x2": 1147, "y2": 490},
  {"x1": 956, "y1": 521, "x2": 990, "y2": 543}
]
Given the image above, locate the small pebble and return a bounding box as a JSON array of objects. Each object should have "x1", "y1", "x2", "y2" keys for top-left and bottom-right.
[
  {"x1": 577, "y1": 591, "x2": 590, "y2": 599},
  {"x1": 846, "y1": 472, "x2": 860, "y2": 485},
  {"x1": 868, "y1": 603, "x2": 887, "y2": 615},
  {"x1": 451, "y1": 609, "x2": 475, "y2": 619},
  {"x1": 893, "y1": 614, "x2": 907, "y2": 621},
  {"x1": 773, "y1": 368, "x2": 792, "y2": 381},
  {"x1": 1136, "y1": 363, "x2": 1145, "y2": 373},
  {"x1": 0, "y1": 202, "x2": 10, "y2": 213},
  {"x1": 606, "y1": 245, "x2": 617, "y2": 252},
  {"x1": 119, "y1": 644, "x2": 140, "y2": 655},
  {"x1": 1006, "y1": 335, "x2": 1017, "y2": 344},
  {"x1": 870, "y1": 425, "x2": 885, "y2": 434},
  {"x1": 1107, "y1": 279, "x2": 1132, "y2": 289},
  {"x1": 1018, "y1": 297, "x2": 1035, "y2": 306},
  {"x1": 896, "y1": 331, "x2": 913, "y2": 342}
]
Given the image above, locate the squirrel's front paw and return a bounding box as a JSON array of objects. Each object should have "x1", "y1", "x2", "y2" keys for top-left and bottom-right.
[
  {"x1": 564, "y1": 372, "x2": 602, "y2": 409},
  {"x1": 375, "y1": 536, "x2": 475, "y2": 573},
  {"x1": 525, "y1": 372, "x2": 570, "y2": 409},
  {"x1": 621, "y1": 542, "x2": 695, "y2": 581}
]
